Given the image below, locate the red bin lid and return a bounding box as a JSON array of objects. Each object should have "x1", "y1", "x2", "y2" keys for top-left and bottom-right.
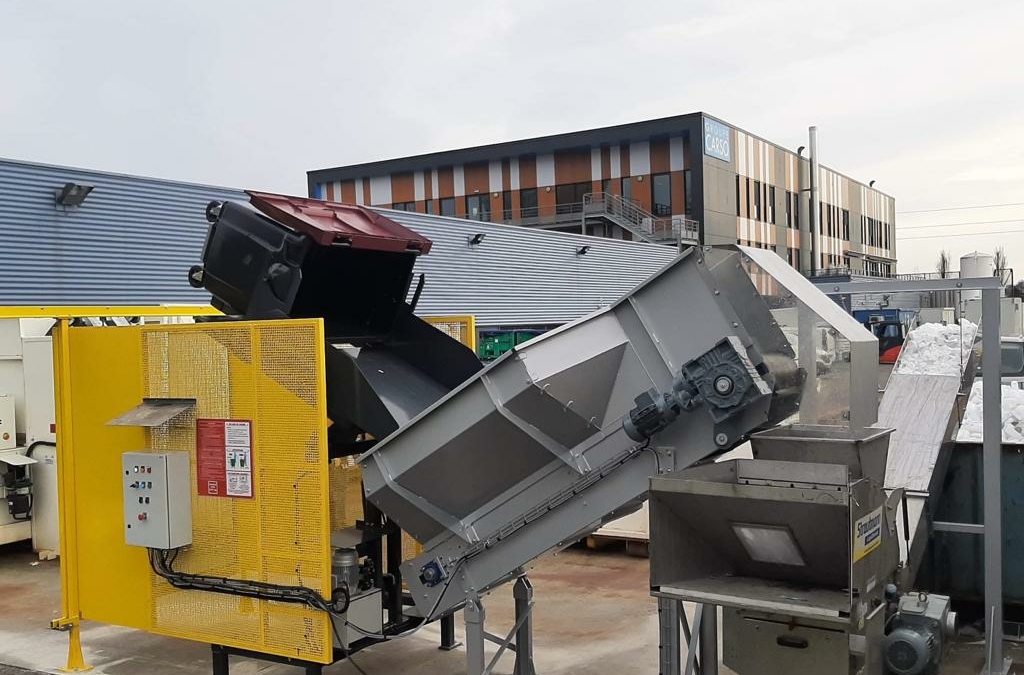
[{"x1": 246, "y1": 190, "x2": 432, "y2": 254}]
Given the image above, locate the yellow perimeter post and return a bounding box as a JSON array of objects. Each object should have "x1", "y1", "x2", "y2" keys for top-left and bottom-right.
[
  {"x1": 0, "y1": 305, "x2": 221, "y2": 319},
  {"x1": 50, "y1": 319, "x2": 91, "y2": 671}
]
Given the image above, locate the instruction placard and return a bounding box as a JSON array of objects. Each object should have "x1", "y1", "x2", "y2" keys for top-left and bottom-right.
[
  {"x1": 852, "y1": 505, "x2": 883, "y2": 562},
  {"x1": 196, "y1": 418, "x2": 254, "y2": 498}
]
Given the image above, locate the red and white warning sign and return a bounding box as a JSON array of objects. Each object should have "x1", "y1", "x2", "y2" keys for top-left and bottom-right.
[{"x1": 196, "y1": 418, "x2": 254, "y2": 498}]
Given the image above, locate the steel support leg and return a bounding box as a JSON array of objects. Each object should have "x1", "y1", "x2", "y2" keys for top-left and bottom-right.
[
  {"x1": 512, "y1": 576, "x2": 537, "y2": 675},
  {"x1": 212, "y1": 645, "x2": 229, "y2": 675},
  {"x1": 658, "y1": 597, "x2": 681, "y2": 675},
  {"x1": 465, "y1": 596, "x2": 486, "y2": 675},
  {"x1": 698, "y1": 604, "x2": 718, "y2": 675},
  {"x1": 440, "y1": 612, "x2": 462, "y2": 651},
  {"x1": 981, "y1": 288, "x2": 1006, "y2": 675}
]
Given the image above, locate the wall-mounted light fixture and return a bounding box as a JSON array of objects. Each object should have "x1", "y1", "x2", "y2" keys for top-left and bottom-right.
[
  {"x1": 545, "y1": 186, "x2": 551, "y2": 192},
  {"x1": 797, "y1": 145, "x2": 806, "y2": 157},
  {"x1": 637, "y1": 176, "x2": 644, "y2": 182},
  {"x1": 55, "y1": 182, "x2": 94, "y2": 207},
  {"x1": 468, "y1": 233, "x2": 486, "y2": 246},
  {"x1": 576, "y1": 245, "x2": 592, "y2": 256},
  {"x1": 869, "y1": 180, "x2": 876, "y2": 188},
  {"x1": 493, "y1": 192, "x2": 500, "y2": 198}
]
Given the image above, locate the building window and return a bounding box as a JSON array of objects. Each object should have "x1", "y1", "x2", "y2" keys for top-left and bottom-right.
[
  {"x1": 684, "y1": 169, "x2": 693, "y2": 215},
  {"x1": 555, "y1": 182, "x2": 591, "y2": 214},
  {"x1": 785, "y1": 191, "x2": 793, "y2": 228},
  {"x1": 440, "y1": 197, "x2": 456, "y2": 217},
  {"x1": 746, "y1": 178, "x2": 752, "y2": 219},
  {"x1": 652, "y1": 173, "x2": 672, "y2": 216},
  {"x1": 520, "y1": 188, "x2": 538, "y2": 219},
  {"x1": 753, "y1": 180, "x2": 761, "y2": 220},
  {"x1": 842, "y1": 209, "x2": 850, "y2": 240},
  {"x1": 768, "y1": 185, "x2": 776, "y2": 225},
  {"x1": 466, "y1": 194, "x2": 491, "y2": 221},
  {"x1": 622, "y1": 177, "x2": 633, "y2": 203},
  {"x1": 392, "y1": 201, "x2": 415, "y2": 212},
  {"x1": 425, "y1": 199, "x2": 435, "y2": 215},
  {"x1": 735, "y1": 176, "x2": 741, "y2": 217},
  {"x1": 502, "y1": 192, "x2": 513, "y2": 221}
]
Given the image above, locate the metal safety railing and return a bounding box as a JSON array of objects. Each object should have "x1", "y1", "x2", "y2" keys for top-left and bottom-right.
[
  {"x1": 423, "y1": 194, "x2": 700, "y2": 246},
  {"x1": 582, "y1": 192, "x2": 700, "y2": 245}
]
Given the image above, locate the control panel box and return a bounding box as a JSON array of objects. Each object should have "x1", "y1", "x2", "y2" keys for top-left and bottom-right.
[{"x1": 122, "y1": 451, "x2": 192, "y2": 549}]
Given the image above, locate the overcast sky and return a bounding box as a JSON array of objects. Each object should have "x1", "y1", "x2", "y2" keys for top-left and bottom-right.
[{"x1": 2, "y1": 0, "x2": 1021, "y2": 274}]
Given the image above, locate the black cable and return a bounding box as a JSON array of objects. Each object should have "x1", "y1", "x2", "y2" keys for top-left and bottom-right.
[
  {"x1": 347, "y1": 655, "x2": 372, "y2": 675},
  {"x1": 24, "y1": 440, "x2": 56, "y2": 459},
  {"x1": 149, "y1": 548, "x2": 349, "y2": 615}
]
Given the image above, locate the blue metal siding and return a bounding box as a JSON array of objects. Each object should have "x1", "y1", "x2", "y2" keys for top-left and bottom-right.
[
  {"x1": 0, "y1": 158, "x2": 245, "y2": 304},
  {"x1": 0, "y1": 158, "x2": 679, "y2": 323},
  {"x1": 380, "y1": 209, "x2": 679, "y2": 327}
]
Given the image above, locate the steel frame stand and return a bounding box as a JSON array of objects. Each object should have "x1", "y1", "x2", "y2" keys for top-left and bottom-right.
[
  {"x1": 439, "y1": 612, "x2": 462, "y2": 650},
  {"x1": 657, "y1": 599, "x2": 717, "y2": 675},
  {"x1": 463, "y1": 575, "x2": 538, "y2": 675},
  {"x1": 211, "y1": 644, "x2": 323, "y2": 675}
]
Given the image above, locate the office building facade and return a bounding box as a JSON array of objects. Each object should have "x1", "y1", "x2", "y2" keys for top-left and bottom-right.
[{"x1": 308, "y1": 113, "x2": 896, "y2": 276}]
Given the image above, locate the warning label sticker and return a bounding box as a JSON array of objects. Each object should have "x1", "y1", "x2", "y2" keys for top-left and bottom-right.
[
  {"x1": 852, "y1": 505, "x2": 883, "y2": 562},
  {"x1": 197, "y1": 418, "x2": 254, "y2": 499}
]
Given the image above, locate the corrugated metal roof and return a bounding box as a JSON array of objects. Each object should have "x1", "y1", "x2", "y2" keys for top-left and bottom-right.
[
  {"x1": 377, "y1": 208, "x2": 679, "y2": 326},
  {"x1": 0, "y1": 157, "x2": 245, "y2": 304},
  {"x1": 0, "y1": 158, "x2": 679, "y2": 324},
  {"x1": 247, "y1": 191, "x2": 432, "y2": 253}
]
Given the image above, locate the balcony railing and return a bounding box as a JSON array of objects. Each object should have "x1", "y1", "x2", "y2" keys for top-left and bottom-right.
[
  {"x1": 582, "y1": 192, "x2": 700, "y2": 244},
  {"x1": 436, "y1": 194, "x2": 701, "y2": 246}
]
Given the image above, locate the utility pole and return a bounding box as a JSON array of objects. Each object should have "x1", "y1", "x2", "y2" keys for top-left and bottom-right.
[{"x1": 808, "y1": 126, "x2": 820, "y2": 275}]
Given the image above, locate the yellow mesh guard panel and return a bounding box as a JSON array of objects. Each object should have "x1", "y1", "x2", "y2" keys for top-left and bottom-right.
[
  {"x1": 329, "y1": 457, "x2": 422, "y2": 562},
  {"x1": 424, "y1": 315, "x2": 477, "y2": 353},
  {"x1": 68, "y1": 320, "x2": 331, "y2": 663}
]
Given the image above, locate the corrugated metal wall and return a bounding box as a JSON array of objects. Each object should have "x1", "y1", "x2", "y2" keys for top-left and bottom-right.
[
  {"x1": 383, "y1": 209, "x2": 679, "y2": 326},
  {"x1": 0, "y1": 158, "x2": 679, "y2": 325},
  {"x1": 0, "y1": 157, "x2": 244, "y2": 304}
]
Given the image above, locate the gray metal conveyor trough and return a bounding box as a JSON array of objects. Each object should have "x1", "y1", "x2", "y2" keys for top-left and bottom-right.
[{"x1": 358, "y1": 245, "x2": 879, "y2": 645}]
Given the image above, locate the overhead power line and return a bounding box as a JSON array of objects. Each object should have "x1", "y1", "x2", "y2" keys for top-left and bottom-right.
[
  {"x1": 898, "y1": 201, "x2": 1024, "y2": 214},
  {"x1": 900, "y1": 228, "x2": 1024, "y2": 241},
  {"x1": 897, "y1": 218, "x2": 1024, "y2": 231}
]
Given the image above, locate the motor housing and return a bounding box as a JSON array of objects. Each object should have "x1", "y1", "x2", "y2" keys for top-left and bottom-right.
[{"x1": 883, "y1": 593, "x2": 955, "y2": 675}]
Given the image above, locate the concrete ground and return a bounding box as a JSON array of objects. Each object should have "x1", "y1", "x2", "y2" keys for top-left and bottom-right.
[{"x1": 0, "y1": 539, "x2": 1019, "y2": 675}]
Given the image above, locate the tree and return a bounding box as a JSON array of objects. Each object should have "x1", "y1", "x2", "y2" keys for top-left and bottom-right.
[
  {"x1": 994, "y1": 246, "x2": 1010, "y2": 284},
  {"x1": 937, "y1": 250, "x2": 951, "y2": 279}
]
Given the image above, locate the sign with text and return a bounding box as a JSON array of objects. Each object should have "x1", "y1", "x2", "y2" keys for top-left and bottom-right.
[
  {"x1": 196, "y1": 418, "x2": 254, "y2": 498},
  {"x1": 852, "y1": 505, "x2": 883, "y2": 562},
  {"x1": 703, "y1": 117, "x2": 732, "y2": 162}
]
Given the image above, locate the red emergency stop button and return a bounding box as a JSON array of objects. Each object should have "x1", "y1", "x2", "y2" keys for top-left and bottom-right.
[{"x1": 138, "y1": 513, "x2": 147, "y2": 521}]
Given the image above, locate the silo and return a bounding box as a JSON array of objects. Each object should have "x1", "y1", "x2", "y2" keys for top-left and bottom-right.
[{"x1": 960, "y1": 251, "x2": 996, "y2": 300}]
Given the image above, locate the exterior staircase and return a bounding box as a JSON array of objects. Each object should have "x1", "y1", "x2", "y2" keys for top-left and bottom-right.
[{"x1": 582, "y1": 192, "x2": 700, "y2": 247}]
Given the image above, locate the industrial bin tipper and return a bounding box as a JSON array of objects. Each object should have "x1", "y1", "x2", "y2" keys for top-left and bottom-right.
[{"x1": 56, "y1": 192, "x2": 950, "y2": 674}]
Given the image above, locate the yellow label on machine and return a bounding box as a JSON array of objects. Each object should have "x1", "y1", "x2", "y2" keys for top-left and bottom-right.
[{"x1": 853, "y1": 505, "x2": 884, "y2": 562}]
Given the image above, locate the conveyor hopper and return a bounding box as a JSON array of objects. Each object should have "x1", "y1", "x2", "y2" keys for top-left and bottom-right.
[{"x1": 360, "y1": 245, "x2": 878, "y2": 619}]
